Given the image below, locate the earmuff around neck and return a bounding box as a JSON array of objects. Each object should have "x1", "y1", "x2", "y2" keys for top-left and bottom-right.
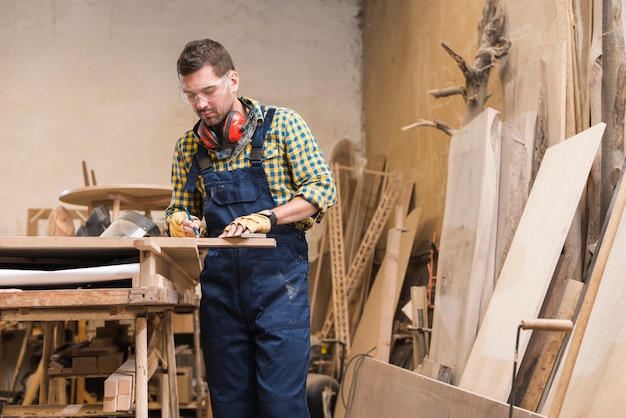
[{"x1": 197, "y1": 110, "x2": 246, "y2": 150}]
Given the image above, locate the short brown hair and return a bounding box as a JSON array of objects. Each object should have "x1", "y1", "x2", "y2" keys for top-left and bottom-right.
[{"x1": 177, "y1": 39, "x2": 235, "y2": 77}]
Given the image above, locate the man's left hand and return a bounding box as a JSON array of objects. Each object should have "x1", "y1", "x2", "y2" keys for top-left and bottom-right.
[{"x1": 220, "y1": 213, "x2": 271, "y2": 237}]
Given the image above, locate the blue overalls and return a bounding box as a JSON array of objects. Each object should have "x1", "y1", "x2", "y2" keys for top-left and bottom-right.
[{"x1": 185, "y1": 108, "x2": 312, "y2": 417}]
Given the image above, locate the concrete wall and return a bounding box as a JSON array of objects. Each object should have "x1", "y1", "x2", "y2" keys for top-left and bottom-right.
[{"x1": 0, "y1": 0, "x2": 362, "y2": 240}]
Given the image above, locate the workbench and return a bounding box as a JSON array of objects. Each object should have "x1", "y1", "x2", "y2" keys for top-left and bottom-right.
[{"x1": 0, "y1": 236, "x2": 275, "y2": 417}]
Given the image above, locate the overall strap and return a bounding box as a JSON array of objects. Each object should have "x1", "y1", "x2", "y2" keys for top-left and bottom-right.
[
  {"x1": 250, "y1": 106, "x2": 276, "y2": 165},
  {"x1": 184, "y1": 146, "x2": 212, "y2": 193}
]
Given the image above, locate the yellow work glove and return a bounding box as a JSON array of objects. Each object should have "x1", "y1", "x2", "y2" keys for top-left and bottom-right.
[
  {"x1": 222, "y1": 213, "x2": 272, "y2": 235},
  {"x1": 169, "y1": 211, "x2": 199, "y2": 237}
]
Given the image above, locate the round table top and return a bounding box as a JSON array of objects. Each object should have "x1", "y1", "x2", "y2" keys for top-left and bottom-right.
[{"x1": 58, "y1": 183, "x2": 173, "y2": 210}]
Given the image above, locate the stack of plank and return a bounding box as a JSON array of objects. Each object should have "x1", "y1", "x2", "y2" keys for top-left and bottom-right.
[
  {"x1": 314, "y1": 140, "x2": 427, "y2": 418},
  {"x1": 48, "y1": 321, "x2": 132, "y2": 375},
  {"x1": 103, "y1": 358, "x2": 136, "y2": 412},
  {"x1": 416, "y1": 107, "x2": 606, "y2": 411},
  {"x1": 103, "y1": 348, "x2": 159, "y2": 413},
  {"x1": 310, "y1": 139, "x2": 406, "y2": 352},
  {"x1": 331, "y1": 106, "x2": 618, "y2": 417}
]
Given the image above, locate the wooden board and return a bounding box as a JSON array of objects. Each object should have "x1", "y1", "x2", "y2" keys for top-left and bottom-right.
[
  {"x1": 427, "y1": 107, "x2": 501, "y2": 384},
  {"x1": 344, "y1": 356, "x2": 545, "y2": 418},
  {"x1": 496, "y1": 112, "x2": 536, "y2": 277},
  {"x1": 518, "y1": 278, "x2": 581, "y2": 411},
  {"x1": 556, "y1": 185, "x2": 626, "y2": 416},
  {"x1": 0, "y1": 236, "x2": 274, "y2": 279},
  {"x1": 458, "y1": 122, "x2": 605, "y2": 401},
  {"x1": 333, "y1": 207, "x2": 421, "y2": 418},
  {"x1": 498, "y1": 57, "x2": 547, "y2": 277}
]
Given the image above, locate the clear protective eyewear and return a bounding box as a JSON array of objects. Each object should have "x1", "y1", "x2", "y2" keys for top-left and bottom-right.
[{"x1": 178, "y1": 71, "x2": 232, "y2": 105}]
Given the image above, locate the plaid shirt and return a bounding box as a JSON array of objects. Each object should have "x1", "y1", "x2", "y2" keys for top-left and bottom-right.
[{"x1": 165, "y1": 97, "x2": 336, "y2": 236}]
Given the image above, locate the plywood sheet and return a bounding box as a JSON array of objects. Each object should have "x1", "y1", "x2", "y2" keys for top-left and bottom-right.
[
  {"x1": 458, "y1": 122, "x2": 605, "y2": 401},
  {"x1": 345, "y1": 356, "x2": 545, "y2": 418},
  {"x1": 428, "y1": 107, "x2": 501, "y2": 384}
]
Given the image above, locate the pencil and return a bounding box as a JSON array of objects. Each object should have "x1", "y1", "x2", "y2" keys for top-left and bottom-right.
[{"x1": 184, "y1": 207, "x2": 199, "y2": 237}]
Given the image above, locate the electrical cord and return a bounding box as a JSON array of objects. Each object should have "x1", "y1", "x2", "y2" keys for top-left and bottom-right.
[{"x1": 340, "y1": 346, "x2": 377, "y2": 417}]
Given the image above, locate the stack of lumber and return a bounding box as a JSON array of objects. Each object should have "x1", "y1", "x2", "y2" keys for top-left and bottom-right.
[
  {"x1": 412, "y1": 102, "x2": 606, "y2": 410},
  {"x1": 330, "y1": 111, "x2": 615, "y2": 418},
  {"x1": 71, "y1": 339, "x2": 125, "y2": 374},
  {"x1": 48, "y1": 321, "x2": 132, "y2": 375},
  {"x1": 103, "y1": 348, "x2": 159, "y2": 413},
  {"x1": 310, "y1": 138, "x2": 406, "y2": 351},
  {"x1": 103, "y1": 359, "x2": 136, "y2": 412}
]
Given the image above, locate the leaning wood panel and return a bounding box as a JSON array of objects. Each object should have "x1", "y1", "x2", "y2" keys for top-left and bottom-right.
[
  {"x1": 333, "y1": 208, "x2": 421, "y2": 418},
  {"x1": 345, "y1": 356, "x2": 545, "y2": 418},
  {"x1": 458, "y1": 123, "x2": 605, "y2": 401},
  {"x1": 556, "y1": 177, "x2": 626, "y2": 417},
  {"x1": 428, "y1": 107, "x2": 501, "y2": 384}
]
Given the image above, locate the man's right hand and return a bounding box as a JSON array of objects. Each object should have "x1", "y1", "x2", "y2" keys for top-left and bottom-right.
[{"x1": 169, "y1": 211, "x2": 200, "y2": 237}]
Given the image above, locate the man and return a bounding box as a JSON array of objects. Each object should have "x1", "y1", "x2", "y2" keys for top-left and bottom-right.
[{"x1": 164, "y1": 39, "x2": 336, "y2": 418}]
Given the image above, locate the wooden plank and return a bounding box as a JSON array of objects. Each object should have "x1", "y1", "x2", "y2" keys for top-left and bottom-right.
[
  {"x1": 427, "y1": 107, "x2": 501, "y2": 384},
  {"x1": 458, "y1": 122, "x2": 605, "y2": 401},
  {"x1": 547, "y1": 164, "x2": 626, "y2": 417},
  {"x1": 496, "y1": 113, "x2": 536, "y2": 277},
  {"x1": 499, "y1": 57, "x2": 547, "y2": 277},
  {"x1": 512, "y1": 253, "x2": 571, "y2": 406},
  {"x1": 164, "y1": 311, "x2": 180, "y2": 418},
  {"x1": 519, "y1": 279, "x2": 581, "y2": 411},
  {"x1": 2, "y1": 404, "x2": 134, "y2": 417},
  {"x1": 0, "y1": 236, "x2": 273, "y2": 256},
  {"x1": 344, "y1": 356, "x2": 545, "y2": 418},
  {"x1": 333, "y1": 208, "x2": 421, "y2": 418},
  {"x1": 0, "y1": 288, "x2": 180, "y2": 309},
  {"x1": 375, "y1": 206, "x2": 404, "y2": 362},
  {"x1": 0, "y1": 236, "x2": 274, "y2": 290}
]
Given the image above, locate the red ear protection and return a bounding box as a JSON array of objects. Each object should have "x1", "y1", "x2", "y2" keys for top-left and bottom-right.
[{"x1": 197, "y1": 111, "x2": 246, "y2": 149}]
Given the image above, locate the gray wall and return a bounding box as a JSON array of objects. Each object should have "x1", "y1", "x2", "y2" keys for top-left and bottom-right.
[{"x1": 0, "y1": 0, "x2": 362, "y2": 246}]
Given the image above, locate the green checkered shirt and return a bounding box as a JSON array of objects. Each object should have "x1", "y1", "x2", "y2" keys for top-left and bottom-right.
[{"x1": 165, "y1": 97, "x2": 336, "y2": 236}]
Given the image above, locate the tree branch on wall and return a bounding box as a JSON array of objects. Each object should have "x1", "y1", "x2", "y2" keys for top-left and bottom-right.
[
  {"x1": 401, "y1": 118, "x2": 457, "y2": 137},
  {"x1": 403, "y1": 0, "x2": 510, "y2": 136}
]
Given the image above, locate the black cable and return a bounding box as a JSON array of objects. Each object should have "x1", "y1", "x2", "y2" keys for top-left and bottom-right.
[{"x1": 340, "y1": 346, "x2": 376, "y2": 417}]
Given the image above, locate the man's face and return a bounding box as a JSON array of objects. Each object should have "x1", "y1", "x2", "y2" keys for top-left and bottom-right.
[{"x1": 179, "y1": 65, "x2": 238, "y2": 127}]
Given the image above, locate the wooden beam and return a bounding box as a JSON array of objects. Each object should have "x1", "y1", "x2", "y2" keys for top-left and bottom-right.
[{"x1": 376, "y1": 206, "x2": 405, "y2": 362}]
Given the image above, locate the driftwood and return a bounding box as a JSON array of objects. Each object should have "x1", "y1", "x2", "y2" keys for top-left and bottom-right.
[{"x1": 404, "y1": 0, "x2": 510, "y2": 136}]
